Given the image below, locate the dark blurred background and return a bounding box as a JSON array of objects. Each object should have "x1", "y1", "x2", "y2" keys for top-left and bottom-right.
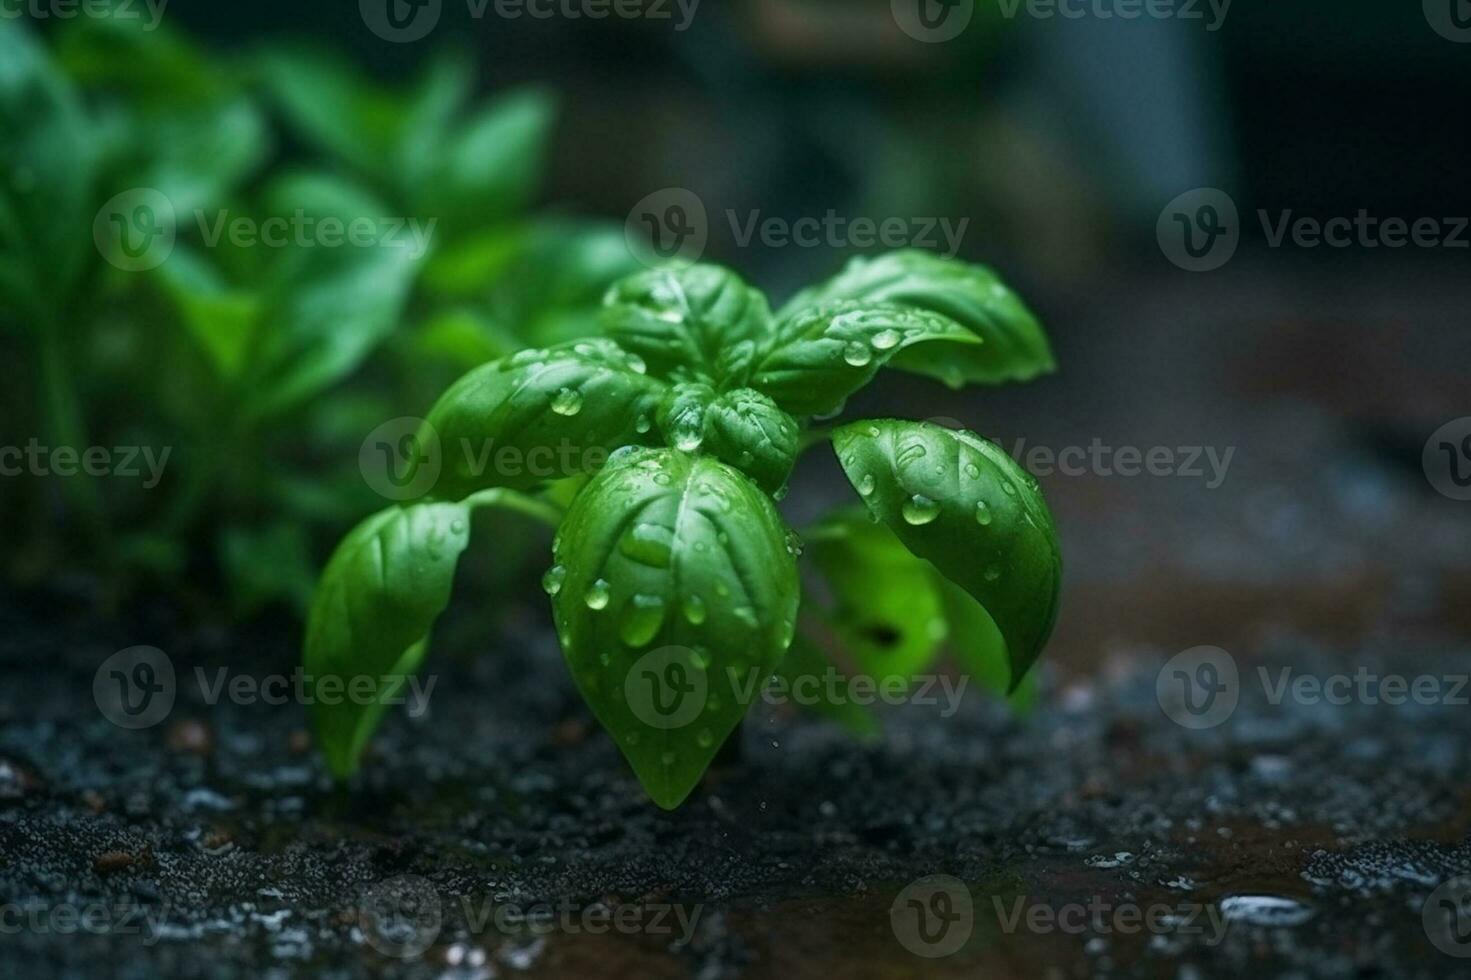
[{"x1": 15, "y1": 0, "x2": 1465, "y2": 651}]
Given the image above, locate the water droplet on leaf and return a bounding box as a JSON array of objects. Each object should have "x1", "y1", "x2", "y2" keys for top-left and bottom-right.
[
  {"x1": 871, "y1": 328, "x2": 901, "y2": 350},
  {"x1": 619, "y1": 594, "x2": 666, "y2": 647},
  {"x1": 843, "y1": 342, "x2": 872, "y2": 367},
  {"x1": 902, "y1": 494, "x2": 941, "y2": 525},
  {"x1": 584, "y1": 579, "x2": 611, "y2": 610},
  {"x1": 551, "y1": 387, "x2": 583, "y2": 416}
]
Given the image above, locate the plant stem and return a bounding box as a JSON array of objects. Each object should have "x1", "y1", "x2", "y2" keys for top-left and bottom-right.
[
  {"x1": 37, "y1": 322, "x2": 107, "y2": 538},
  {"x1": 465, "y1": 488, "x2": 566, "y2": 528}
]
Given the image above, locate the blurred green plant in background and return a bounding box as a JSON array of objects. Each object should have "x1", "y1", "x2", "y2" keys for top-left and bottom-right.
[{"x1": 0, "y1": 9, "x2": 641, "y2": 617}]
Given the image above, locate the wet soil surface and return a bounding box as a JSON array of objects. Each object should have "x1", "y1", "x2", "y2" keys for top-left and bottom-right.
[{"x1": 3, "y1": 588, "x2": 1471, "y2": 979}]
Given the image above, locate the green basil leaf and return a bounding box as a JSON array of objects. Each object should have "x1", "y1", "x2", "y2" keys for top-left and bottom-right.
[
  {"x1": 304, "y1": 500, "x2": 474, "y2": 777},
  {"x1": 776, "y1": 623, "x2": 880, "y2": 739},
  {"x1": 832, "y1": 419, "x2": 1061, "y2": 688},
  {"x1": 549, "y1": 447, "x2": 799, "y2": 808},
  {"x1": 0, "y1": 20, "x2": 95, "y2": 309},
  {"x1": 411, "y1": 88, "x2": 553, "y2": 237},
  {"x1": 151, "y1": 246, "x2": 261, "y2": 378},
  {"x1": 750, "y1": 302, "x2": 980, "y2": 417},
  {"x1": 702, "y1": 388, "x2": 798, "y2": 495},
  {"x1": 930, "y1": 572, "x2": 1010, "y2": 696},
  {"x1": 254, "y1": 45, "x2": 401, "y2": 183},
  {"x1": 425, "y1": 339, "x2": 666, "y2": 499},
  {"x1": 244, "y1": 237, "x2": 423, "y2": 420},
  {"x1": 601, "y1": 265, "x2": 773, "y2": 381},
  {"x1": 779, "y1": 250, "x2": 1054, "y2": 388},
  {"x1": 56, "y1": 7, "x2": 228, "y2": 106},
  {"x1": 807, "y1": 508, "x2": 946, "y2": 684}
]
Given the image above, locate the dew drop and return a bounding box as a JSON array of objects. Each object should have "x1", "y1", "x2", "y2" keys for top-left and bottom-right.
[
  {"x1": 732, "y1": 606, "x2": 759, "y2": 629},
  {"x1": 975, "y1": 500, "x2": 993, "y2": 526},
  {"x1": 450, "y1": 519, "x2": 467, "y2": 535},
  {"x1": 626, "y1": 354, "x2": 647, "y2": 374},
  {"x1": 551, "y1": 387, "x2": 583, "y2": 416},
  {"x1": 682, "y1": 595, "x2": 707, "y2": 625},
  {"x1": 584, "y1": 579, "x2": 611, "y2": 610},
  {"x1": 635, "y1": 415, "x2": 652, "y2": 434},
  {"x1": 620, "y1": 522, "x2": 674, "y2": 568},
  {"x1": 619, "y1": 594, "x2": 666, "y2": 647},
  {"x1": 842, "y1": 341, "x2": 872, "y2": 367},
  {"x1": 541, "y1": 564, "x2": 566, "y2": 595},
  {"x1": 963, "y1": 462, "x2": 981, "y2": 480},
  {"x1": 902, "y1": 494, "x2": 941, "y2": 525},
  {"x1": 674, "y1": 428, "x2": 704, "y2": 452},
  {"x1": 896, "y1": 442, "x2": 928, "y2": 467},
  {"x1": 1002, "y1": 482, "x2": 1018, "y2": 496},
  {"x1": 871, "y1": 328, "x2": 901, "y2": 351},
  {"x1": 696, "y1": 729, "x2": 714, "y2": 748},
  {"x1": 857, "y1": 473, "x2": 876, "y2": 496},
  {"x1": 984, "y1": 565, "x2": 1001, "y2": 582},
  {"x1": 784, "y1": 531, "x2": 804, "y2": 557}
]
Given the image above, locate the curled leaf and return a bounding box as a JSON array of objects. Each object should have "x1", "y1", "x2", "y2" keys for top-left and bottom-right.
[{"x1": 832, "y1": 419, "x2": 1061, "y2": 688}]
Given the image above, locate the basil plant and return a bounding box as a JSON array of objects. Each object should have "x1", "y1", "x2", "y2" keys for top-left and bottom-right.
[{"x1": 305, "y1": 250, "x2": 1061, "y2": 808}]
